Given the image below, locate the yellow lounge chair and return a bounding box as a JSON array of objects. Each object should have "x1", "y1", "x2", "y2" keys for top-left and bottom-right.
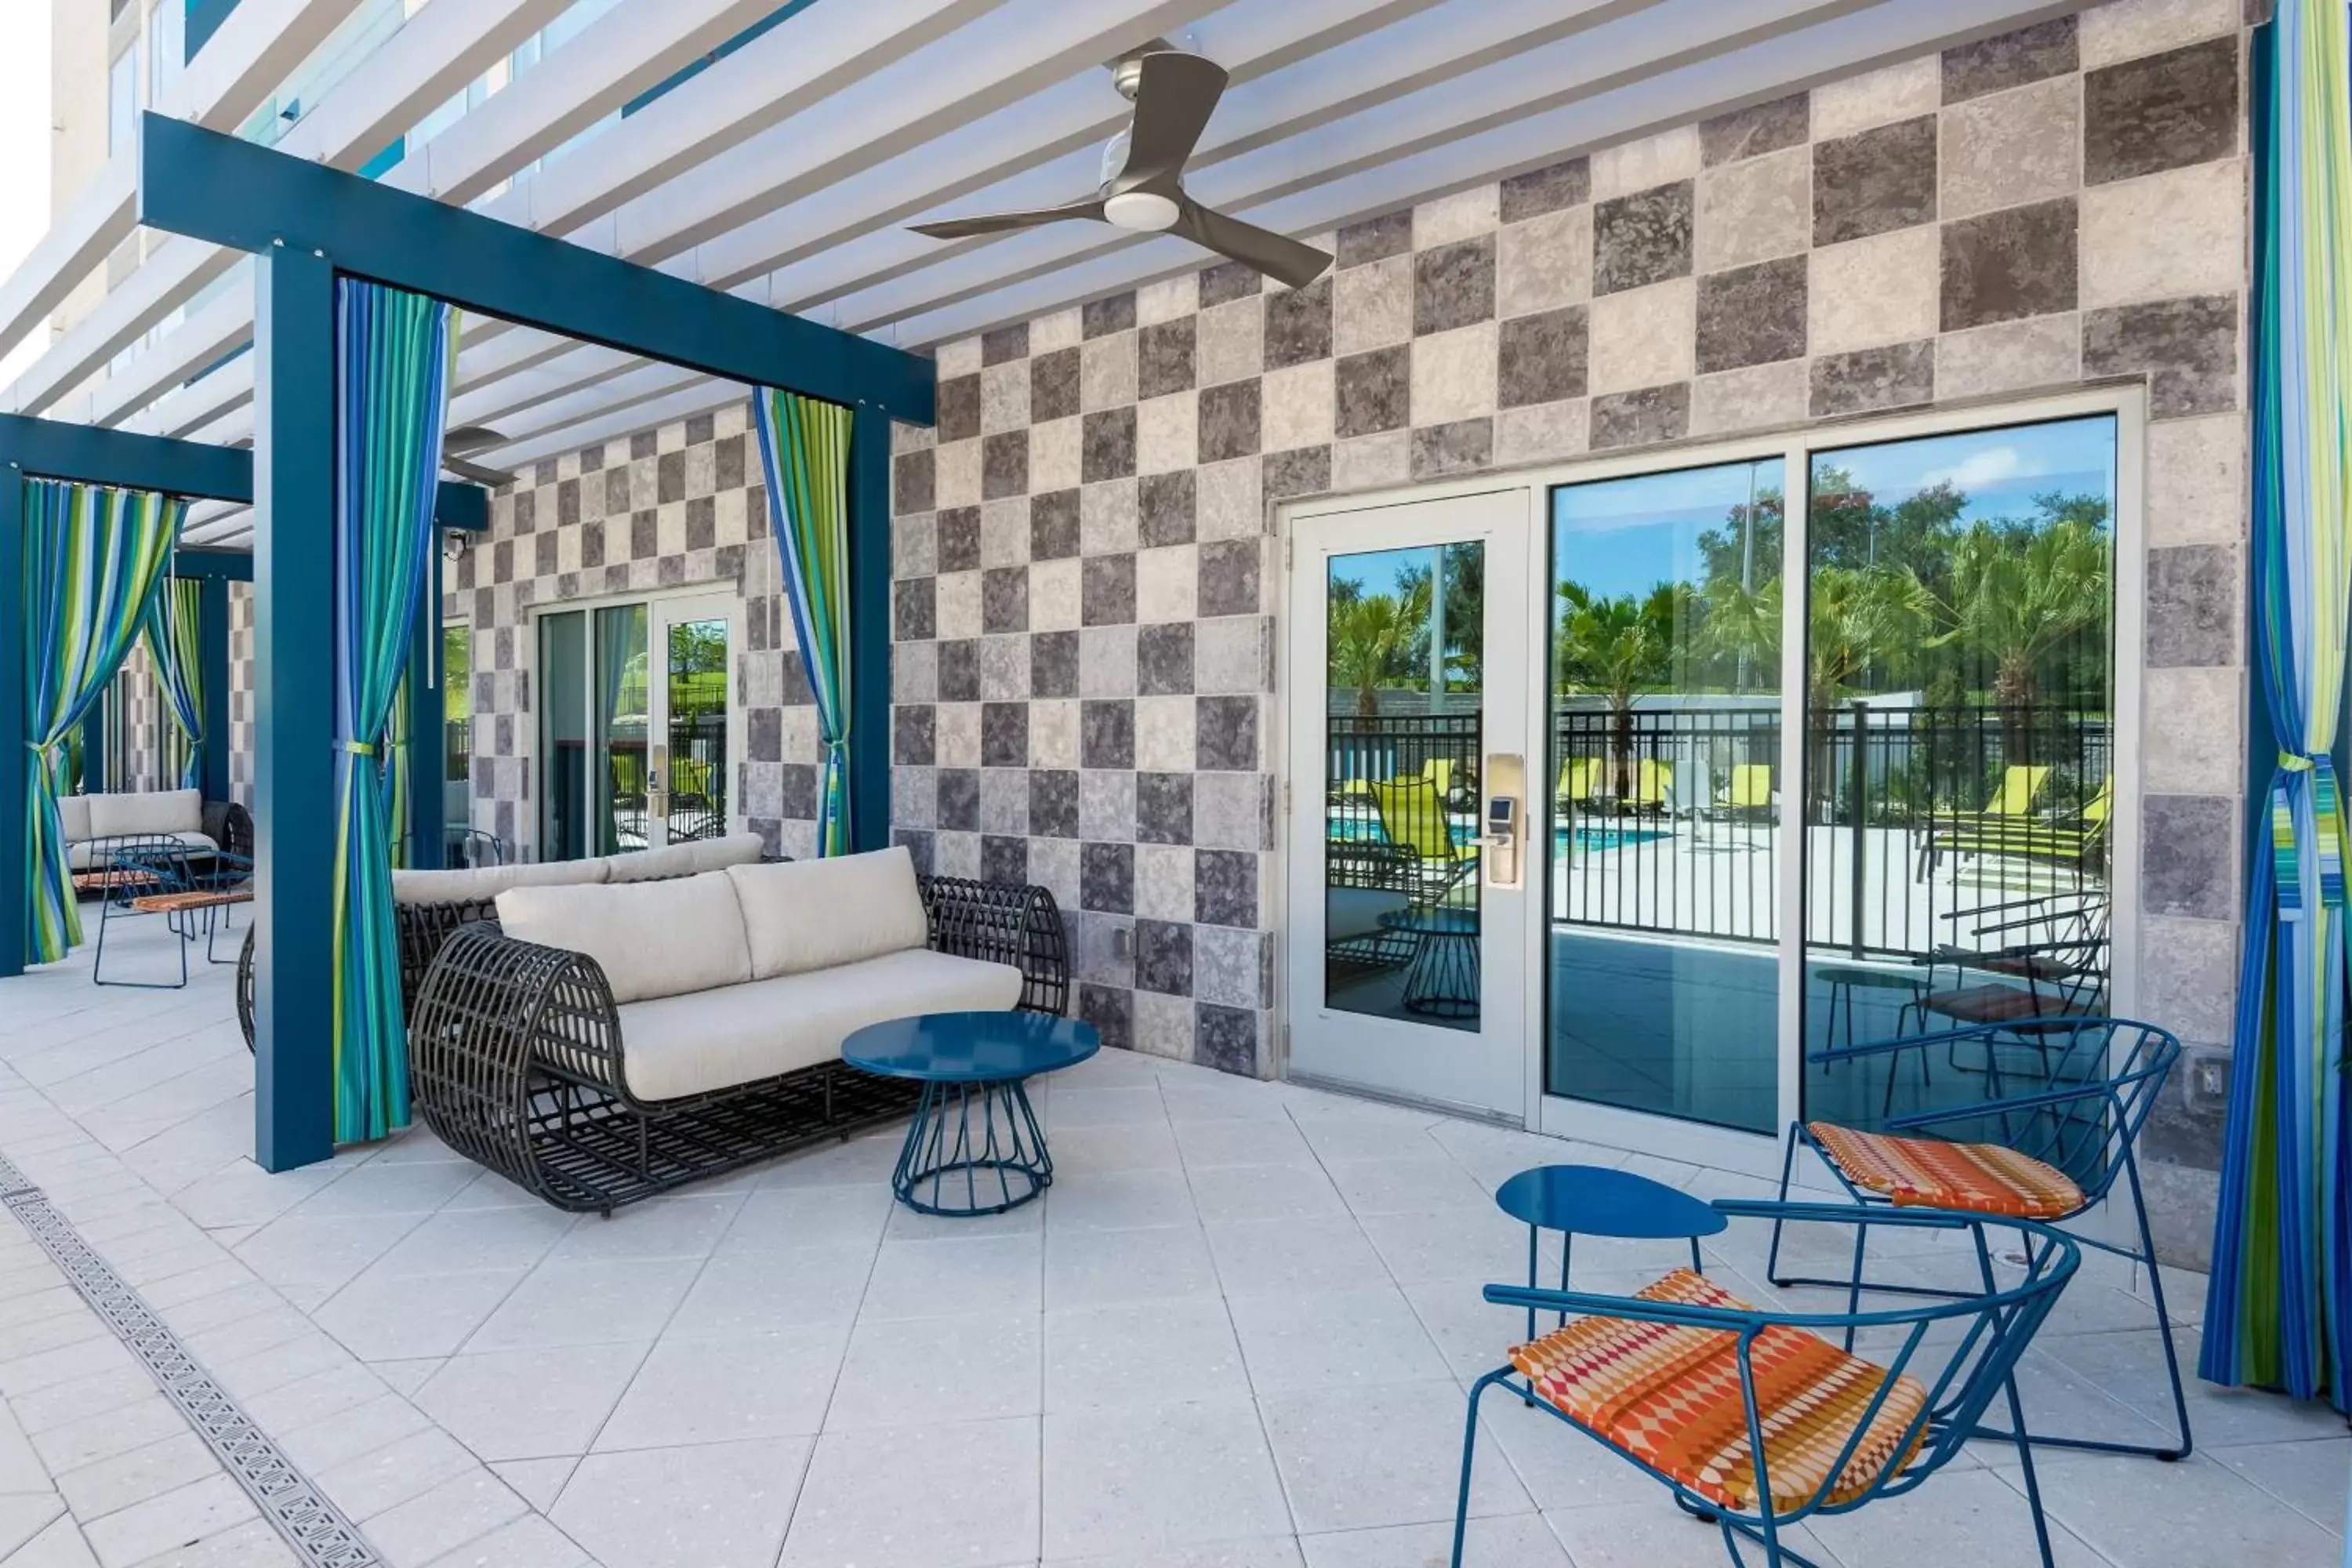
[
  {"x1": 1369, "y1": 779, "x2": 1476, "y2": 904},
  {"x1": 1714, "y1": 763, "x2": 1773, "y2": 818},
  {"x1": 1556, "y1": 756, "x2": 1602, "y2": 808}
]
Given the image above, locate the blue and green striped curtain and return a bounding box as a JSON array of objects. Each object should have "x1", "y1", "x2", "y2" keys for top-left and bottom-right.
[
  {"x1": 2203, "y1": 0, "x2": 2352, "y2": 1410},
  {"x1": 331, "y1": 280, "x2": 458, "y2": 1144},
  {"x1": 143, "y1": 576, "x2": 205, "y2": 790},
  {"x1": 750, "y1": 389, "x2": 855, "y2": 855},
  {"x1": 20, "y1": 482, "x2": 183, "y2": 963}
]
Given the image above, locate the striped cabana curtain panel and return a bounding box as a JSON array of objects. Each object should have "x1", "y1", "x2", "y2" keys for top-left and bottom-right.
[
  {"x1": 143, "y1": 575, "x2": 205, "y2": 790},
  {"x1": 20, "y1": 481, "x2": 183, "y2": 963},
  {"x1": 330, "y1": 279, "x2": 458, "y2": 1145},
  {"x1": 2202, "y1": 0, "x2": 2352, "y2": 1410},
  {"x1": 751, "y1": 387, "x2": 856, "y2": 856}
]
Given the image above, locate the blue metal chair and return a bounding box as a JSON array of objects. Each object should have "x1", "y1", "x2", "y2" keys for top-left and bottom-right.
[
  {"x1": 1451, "y1": 1201, "x2": 2081, "y2": 1568},
  {"x1": 1769, "y1": 1017, "x2": 2188, "y2": 1463}
]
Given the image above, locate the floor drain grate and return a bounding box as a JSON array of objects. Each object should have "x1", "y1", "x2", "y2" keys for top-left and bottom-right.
[{"x1": 0, "y1": 1151, "x2": 382, "y2": 1568}]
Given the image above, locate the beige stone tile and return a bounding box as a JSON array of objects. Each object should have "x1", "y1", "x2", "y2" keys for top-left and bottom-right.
[
  {"x1": 934, "y1": 438, "x2": 981, "y2": 510},
  {"x1": 1332, "y1": 431, "x2": 1410, "y2": 492},
  {"x1": 1414, "y1": 186, "x2": 1499, "y2": 249},
  {"x1": 1585, "y1": 277, "x2": 1694, "y2": 394},
  {"x1": 1333, "y1": 256, "x2": 1412, "y2": 355},
  {"x1": 1031, "y1": 415, "x2": 1081, "y2": 493},
  {"x1": 1810, "y1": 56, "x2": 1939, "y2": 140},
  {"x1": 1690, "y1": 360, "x2": 1807, "y2": 437},
  {"x1": 1080, "y1": 332, "x2": 1137, "y2": 412},
  {"x1": 1134, "y1": 695, "x2": 1196, "y2": 774},
  {"x1": 2082, "y1": 160, "x2": 2247, "y2": 309},
  {"x1": 2141, "y1": 666, "x2": 2245, "y2": 795},
  {"x1": 1136, "y1": 546, "x2": 1197, "y2": 624},
  {"x1": 1198, "y1": 298, "x2": 1264, "y2": 387},
  {"x1": 1261, "y1": 361, "x2": 1335, "y2": 452},
  {"x1": 1407, "y1": 322, "x2": 1498, "y2": 424},
  {"x1": 1497, "y1": 206, "x2": 1592, "y2": 318},
  {"x1": 2136, "y1": 913, "x2": 2239, "y2": 1047},
  {"x1": 1809, "y1": 227, "x2": 1939, "y2": 356},
  {"x1": 1029, "y1": 559, "x2": 1080, "y2": 631},
  {"x1": 1494, "y1": 399, "x2": 1588, "y2": 466},
  {"x1": 1032, "y1": 306, "x2": 1083, "y2": 354},
  {"x1": 1695, "y1": 146, "x2": 1809, "y2": 274},
  {"x1": 1941, "y1": 76, "x2": 2082, "y2": 220},
  {"x1": 980, "y1": 361, "x2": 1029, "y2": 434},
  {"x1": 935, "y1": 571, "x2": 982, "y2": 642},
  {"x1": 1031, "y1": 700, "x2": 1078, "y2": 768},
  {"x1": 1138, "y1": 272, "x2": 1199, "y2": 325},
  {"x1": 1591, "y1": 125, "x2": 1700, "y2": 202},
  {"x1": 2080, "y1": 0, "x2": 2241, "y2": 69},
  {"x1": 2147, "y1": 412, "x2": 2246, "y2": 546},
  {"x1": 1137, "y1": 391, "x2": 1198, "y2": 474},
  {"x1": 937, "y1": 336, "x2": 982, "y2": 378},
  {"x1": 1936, "y1": 314, "x2": 2080, "y2": 401},
  {"x1": 1133, "y1": 844, "x2": 1194, "y2": 923}
]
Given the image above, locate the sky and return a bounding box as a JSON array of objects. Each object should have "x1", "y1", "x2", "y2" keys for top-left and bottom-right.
[{"x1": 0, "y1": 1, "x2": 49, "y2": 387}]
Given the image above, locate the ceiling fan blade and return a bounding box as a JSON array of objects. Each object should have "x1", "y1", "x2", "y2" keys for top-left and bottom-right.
[
  {"x1": 1174, "y1": 201, "x2": 1333, "y2": 290},
  {"x1": 443, "y1": 423, "x2": 507, "y2": 454},
  {"x1": 1118, "y1": 50, "x2": 1229, "y2": 186},
  {"x1": 443, "y1": 455, "x2": 517, "y2": 488},
  {"x1": 909, "y1": 201, "x2": 1106, "y2": 240}
]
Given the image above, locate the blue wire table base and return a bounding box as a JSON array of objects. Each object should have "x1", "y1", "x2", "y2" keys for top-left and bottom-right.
[{"x1": 891, "y1": 1075, "x2": 1054, "y2": 1215}]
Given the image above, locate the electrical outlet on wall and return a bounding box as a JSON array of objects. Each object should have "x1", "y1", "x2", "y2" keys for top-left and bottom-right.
[{"x1": 2185, "y1": 1049, "x2": 2230, "y2": 1110}]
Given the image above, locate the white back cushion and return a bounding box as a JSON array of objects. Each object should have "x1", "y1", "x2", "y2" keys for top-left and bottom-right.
[
  {"x1": 689, "y1": 832, "x2": 768, "y2": 873},
  {"x1": 604, "y1": 842, "x2": 702, "y2": 884},
  {"x1": 495, "y1": 871, "x2": 751, "y2": 1004},
  {"x1": 390, "y1": 856, "x2": 611, "y2": 907},
  {"x1": 724, "y1": 847, "x2": 930, "y2": 980},
  {"x1": 87, "y1": 789, "x2": 202, "y2": 839},
  {"x1": 56, "y1": 794, "x2": 91, "y2": 843}
]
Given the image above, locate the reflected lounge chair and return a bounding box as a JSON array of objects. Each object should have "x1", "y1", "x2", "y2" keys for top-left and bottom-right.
[{"x1": 1369, "y1": 779, "x2": 1477, "y2": 906}]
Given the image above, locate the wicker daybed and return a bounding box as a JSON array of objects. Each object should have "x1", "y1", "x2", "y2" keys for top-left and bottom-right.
[{"x1": 238, "y1": 840, "x2": 1068, "y2": 1214}]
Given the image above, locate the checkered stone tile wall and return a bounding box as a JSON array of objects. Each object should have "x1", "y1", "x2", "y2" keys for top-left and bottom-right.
[
  {"x1": 891, "y1": 2, "x2": 2253, "y2": 1114},
  {"x1": 229, "y1": 581, "x2": 253, "y2": 808},
  {"x1": 445, "y1": 401, "x2": 818, "y2": 860}
]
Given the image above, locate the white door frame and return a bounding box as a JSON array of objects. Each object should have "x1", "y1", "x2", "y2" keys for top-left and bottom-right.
[{"x1": 1274, "y1": 387, "x2": 2146, "y2": 1181}]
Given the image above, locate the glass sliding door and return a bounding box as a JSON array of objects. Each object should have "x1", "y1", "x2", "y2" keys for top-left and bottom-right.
[
  {"x1": 657, "y1": 599, "x2": 731, "y2": 843},
  {"x1": 539, "y1": 611, "x2": 590, "y2": 862},
  {"x1": 1545, "y1": 459, "x2": 1785, "y2": 1135},
  {"x1": 593, "y1": 604, "x2": 649, "y2": 852},
  {"x1": 1800, "y1": 417, "x2": 2118, "y2": 1131}
]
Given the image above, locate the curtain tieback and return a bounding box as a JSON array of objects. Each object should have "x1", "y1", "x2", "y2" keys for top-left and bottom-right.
[
  {"x1": 337, "y1": 739, "x2": 379, "y2": 758},
  {"x1": 2272, "y1": 753, "x2": 2345, "y2": 918}
]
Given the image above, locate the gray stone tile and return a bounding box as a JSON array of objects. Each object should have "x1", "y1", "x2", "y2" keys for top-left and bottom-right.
[
  {"x1": 2082, "y1": 293, "x2": 2241, "y2": 418},
  {"x1": 1139, "y1": 317, "x2": 1197, "y2": 400},
  {"x1": 1335, "y1": 345, "x2": 1411, "y2": 437},
  {"x1": 1137, "y1": 771, "x2": 1194, "y2": 845},
  {"x1": 1081, "y1": 841, "x2": 1135, "y2": 914},
  {"x1": 1592, "y1": 182, "x2": 1693, "y2": 295},
  {"x1": 981, "y1": 702, "x2": 1028, "y2": 768},
  {"x1": 1032, "y1": 629, "x2": 1079, "y2": 698},
  {"x1": 1195, "y1": 848, "x2": 1260, "y2": 928},
  {"x1": 1079, "y1": 983, "x2": 1134, "y2": 1050},
  {"x1": 2085, "y1": 34, "x2": 2240, "y2": 184},
  {"x1": 1588, "y1": 383, "x2": 1690, "y2": 449},
  {"x1": 1813, "y1": 115, "x2": 1936, "y2": 245},
  {"x1": 1032, "y1": 488, "x2": 1080, "y2": 559},
  {"x1": 1412, "y1": 238, "x2": 1495, "y2": 336},
  {"x1": 1080, "y1": 699, "x2": 1135, "y2": 771},
  {"x1": 893, "y1": 578, "x2": 935, "y2": 641},
  {"x1": 1137, "y1": 622, "x2": 1195, "y2": 696},
  {"x1": 1082, "y1": 554, "x2": 1136, "y2": 628},
  {"x1": 2146, "y1": 543, "x2": 2239, "y2": 666},
  {"x1": 1338, "y1": 210, "x2": 1413, "y2": 269},
  {"x1": 1031, "y1": 347, "x2": 1080, "y2": 423},
  {"x1": 981, "y1": 566, "x2": 1028, "y2": 634},
  {"x1": 1199, "y1": 539, "x2": 1263, "y2": 619},
  {"x1": 1138, "y1": 470, "x2": 1196, "y2": 549},
  {"x1": 1694, "y1": 255, "x2": 1806, "y2": 374},
  {"x1": 1940, "y1": 197, "x2": 2079, "y2": 331},
  {"x1": 982, "y1": 322, "x2": 1029, "y2": 365},
  {"x1": 1199, "y1": 381, "x2": 1263, "y2": 463},
  {"x1": 1196, "y1": 1004, "x2": 1261, "y2": 1076},
  {"x1": 1497, "y1": 307, "x2": 1589, "y2": 407},
  {"x1": 1200, "y1": 260, "x2": 1264, "y2": 309},
  {"x1": 1262, "y1": 445, "x2": 1331, "y2": 502},
  {"x1": 937, "y1": 768, "x2": 979, "y2": 831},
  {"x1": 1031, "y1": 768, "x2": 1080, "y2": 838},
  {"x1": 937, "y1": 375, "x2": 981, "y2": 443},
  {"x1": 893, "y1": 706, "x2": 935, "y2": 766},
  {"x1": 1082, "y1": 408, "x2": 1138, "y2": 483},
  {"x1": 2143, "y1": 793, "x2": 2235, "y2": 920},
  {"x1": 1083, "y1": 293, "x2": 1136, "y2": 338},
  {"x1": 892, "y1": 449, "x2": 934, "y2": 516},
  {"x1": 1941, "y1": 14, "x2": 2077, "y2": 103},
  {"x1": 1409, "y1": 419, "x2": 1494, "y2": 480},
  {"x1": 1267, "y1": 278, "x2": 1334, "y2": 368},
  {"x1": 1501, "y1": 157, "x2": 1589, "y2": 222},
  {"x1": 1135, "y1": 920, "x2": 1193, "y2": 996},
  {"x1": 1809, "y1": 339, "x2": 1935, "y2": 417},
  {"x1": 1196, "y1": 695, "x2": 1259, "y2": 771},
  {"x1": 1700, "y1": 92, "x2": 1808, "y2": 165}
]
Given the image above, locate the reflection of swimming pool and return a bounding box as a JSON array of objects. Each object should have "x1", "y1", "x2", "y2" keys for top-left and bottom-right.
[{"x1": 1327, "y1": 818, "x2": 1668, "y2": 851}]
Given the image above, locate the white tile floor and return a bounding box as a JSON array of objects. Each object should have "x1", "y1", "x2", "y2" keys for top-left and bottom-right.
[{"x1": 0, "y1": 915, "x2": 2343, "y2": 1567}]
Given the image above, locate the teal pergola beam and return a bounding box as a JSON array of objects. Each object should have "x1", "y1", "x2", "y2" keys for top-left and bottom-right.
[{"x1": 135, "y1": 113, "x2": 935, "y2": 1170}]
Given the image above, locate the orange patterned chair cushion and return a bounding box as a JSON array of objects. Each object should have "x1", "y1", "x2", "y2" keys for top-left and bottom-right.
[
  {"x1": 1509, "y1": 1269, "x2": 1926, "y2": 1513},
  {"x1": 1806, "y1": 1122, "x2": 2083, "y2": 1220}
]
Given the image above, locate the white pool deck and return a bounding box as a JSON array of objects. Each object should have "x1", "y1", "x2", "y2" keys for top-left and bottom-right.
[{"x1": 0, "y1": 915, "x2": 2339, "y2": 1568}]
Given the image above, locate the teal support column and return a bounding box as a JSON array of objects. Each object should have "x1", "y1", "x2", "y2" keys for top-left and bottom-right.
[
  {"x1": 849, "y1": 403, "x2": 891, "y2": 854},
  {"x1": 252, "y1": 245, "x2": 337, "y2": 1173},
  {"x1": 198, "y1": 575, "x2": 230, "y2": 802},
  {"x1": 0, "y1": 474, "x2": 23, "y2": 977},
  {"x1": 405, "y1": 541, "x2": 445, "y2": 869}
]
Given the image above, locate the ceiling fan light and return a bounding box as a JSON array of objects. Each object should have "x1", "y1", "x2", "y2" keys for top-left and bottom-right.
[{"x1": 1103, "y1": 191, "x2": 1181, "y2": 232}]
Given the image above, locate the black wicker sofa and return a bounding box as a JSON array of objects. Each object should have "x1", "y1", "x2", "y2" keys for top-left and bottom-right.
[{"x1": 238, "y1": 839, "x2": 1068, "y2": 1214}]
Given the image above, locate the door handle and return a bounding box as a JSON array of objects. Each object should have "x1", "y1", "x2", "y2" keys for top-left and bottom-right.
[{"x1": 1483, "y1": 752, "x2": 1525, "y2": 890}]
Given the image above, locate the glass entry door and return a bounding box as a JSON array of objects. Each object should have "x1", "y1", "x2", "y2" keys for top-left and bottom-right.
[
  {"x1": 1284, "y1": 489, "x2": 1532, "y2": 1120},
  {"x1": 539, "y1": 590, "x2": 738, "y2": 860}
]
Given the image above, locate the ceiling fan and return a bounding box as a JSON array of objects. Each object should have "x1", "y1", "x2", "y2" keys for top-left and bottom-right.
[
  {"x1": 441, "y1": 425, "x2": 516, "y2": 488},
  {"x1": 907, "y1": 42, "x2": 1333, "y2": 289}
]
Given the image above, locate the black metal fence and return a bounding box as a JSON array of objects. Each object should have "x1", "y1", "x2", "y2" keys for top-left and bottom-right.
[{"x1": 1325, "y1": 712, "x2": 1481, "y2": 861}]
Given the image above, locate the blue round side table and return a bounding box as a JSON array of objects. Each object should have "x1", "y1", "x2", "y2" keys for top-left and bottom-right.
[
  {"x1": 1493, "y1": 1164, "x2": 1728, "y2": 1393},
  {"x1": 842, "y1": 1011, "x2": 1099, "y2": 1217}
]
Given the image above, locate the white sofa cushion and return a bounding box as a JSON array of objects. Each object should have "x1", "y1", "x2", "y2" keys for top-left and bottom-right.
[
  {"x1": 604, "y1": 842, "x2": 703, "y2": 884},
  {"x1": 689, "y1": 832, "x2": 768, "y2": 873},
  {"x1": 495, "y1": 871, "x2": 752, "y2": 1004},
  {"x1": 67, "y1": 831, "x2": 217, "y2": 873},
  {"x1": 87, "y1": 789, "x2": 202, "y2": 839},
  {"x1": 56, "y1": 795, "x2": 90, "y2": 843},
  {"x1": 390, "y1": 856, "x2": 611, "y2": 907},
  {"x1": 614, "y1": 947, "x2": 1025, "y2": 1102},
  {"x1": 724, "y1": 848, "x2": 930, "y2": 980}
]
